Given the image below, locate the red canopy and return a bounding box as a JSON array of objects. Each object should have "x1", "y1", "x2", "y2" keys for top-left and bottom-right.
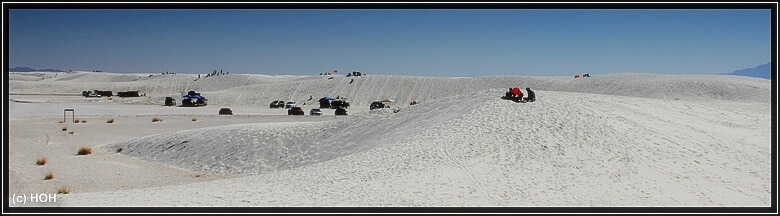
[{"x1": 512, "y1": 87, "x2": 521, "y2": 96}]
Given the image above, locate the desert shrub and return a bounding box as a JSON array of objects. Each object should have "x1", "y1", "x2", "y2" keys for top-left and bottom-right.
[
  {"x1": 68, "y1": 131, "x2": 74, "y2": 134},
  {"x1": 44, "y1": 171, "x2": 54, "y2": 180},
  {"x1": 62, "y1": 126, "x2": 68, "y2": 131},
  {"x1": 152, "y1": 117, "x2": 163, "y2": 122},
  {"x1": 80, "y1": 119, "x2": 87, "y2": 123},
  {"x1": 191, "y1": 116, "x2": 197, "y2": 121},
  {"x1": 36, "y1": 157, "x2": 47, "y2": 166},
  {"x1": 77, "y1": 146, "x2": 92, "y2": 155},
  {"x1": 107, "y1": 118, "x2": 115, "y2": 123},
  {"x1": 57, "y1": 186, "x2": 70, "y2": 194}
]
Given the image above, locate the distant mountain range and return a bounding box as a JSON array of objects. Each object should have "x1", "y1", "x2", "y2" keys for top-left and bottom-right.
[
  {"x1": 723, "y1": 63, "x2": 771, "y2": 80},
  {"x1": 9, "y1": 67, "x2": 66, "y2": 72}
]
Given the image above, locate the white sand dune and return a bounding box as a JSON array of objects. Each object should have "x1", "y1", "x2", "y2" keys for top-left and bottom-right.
[
  {"x1": 10, "y1": 71, "x2": 770, "y2": 106},
  {"x1": 6, "y1": 71, "x2": 773, "y2": 208}
]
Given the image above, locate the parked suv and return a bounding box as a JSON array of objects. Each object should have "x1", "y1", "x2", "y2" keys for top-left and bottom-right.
[
  {"x1": 369, "y1": 101, "x2": 386, "y2": 110},
  {"x1": 288, "y1": 107, "x2": 304, "y2": 115},
  {"x1": 269, "y1": 100, "x2": 285, "y2": 109},
  {"x1": 330, "y1": 100, "x2": 350, "y2": 109}
]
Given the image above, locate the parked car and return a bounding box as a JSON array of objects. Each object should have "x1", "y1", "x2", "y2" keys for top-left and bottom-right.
[
  {"x1": 335, "y1": 108, "x2": 348, "y2": 116},
  {"x1": 330, "y1": 100, "x2": 350, "y2": 109},
  {"x1": 82, "y1": 90, "x2": 102, "y2": 98},
  {"x1": 285, "y1": 101, "x2": 297, "y2": 109},
  {"x1": 269, "y1": 100, "x2": 285, "y2": 109},
  {"x1": 218, "y1": 107, "x2": 233, "y2": 115},
  {"x1": 369, "y1": 101, "x2": 386, "y2": 110},
  {"x1": 181, "y1": 91, "x2": 207, "y2": 107},
  {"x1": 288, "y1": 107, "x2": 304, "y2": 115},
  {"x1": 310, "y1": 108, "x2": 322, "y2": 116},
  {"x1": 164, "y1": 97, "x2": 177, "y2": 106}
]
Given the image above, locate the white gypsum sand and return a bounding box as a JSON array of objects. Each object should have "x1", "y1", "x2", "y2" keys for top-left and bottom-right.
[{"x1": 6, "y1": 71, "x2": 772, "y2": 207}]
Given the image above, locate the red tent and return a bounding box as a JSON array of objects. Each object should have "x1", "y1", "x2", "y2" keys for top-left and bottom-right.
[{"x1": 512, "y1": 87, "x2": 521, "y2": 97}]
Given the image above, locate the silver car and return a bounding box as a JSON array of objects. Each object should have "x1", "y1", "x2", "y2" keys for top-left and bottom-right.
[
  {"x1": 310, "y1": 108, "x2": 322, "y2": 116},
  {"x1": 285, "y1": 101, "x2": 297, "y2": 109}
]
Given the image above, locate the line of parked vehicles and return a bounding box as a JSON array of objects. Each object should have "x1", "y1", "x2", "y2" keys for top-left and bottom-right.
[{"x1": 270, "y1": 99, "x2": 346, "y2": 116}]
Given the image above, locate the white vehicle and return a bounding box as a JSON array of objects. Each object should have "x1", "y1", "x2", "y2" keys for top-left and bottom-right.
[
  {"x1": 310, "y1": 108, "x2": 322, "y2": 116},
  {"x1": 82, "y1": 90, "x2": 101, "y2": 98},
  {"x1": 285, "y1": 101, "x2": 297, "y2": 109}
]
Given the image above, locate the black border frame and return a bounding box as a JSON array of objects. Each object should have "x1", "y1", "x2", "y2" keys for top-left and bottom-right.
[{"x1": 3, "y1": 1, "x2": 777, "y2": 214}]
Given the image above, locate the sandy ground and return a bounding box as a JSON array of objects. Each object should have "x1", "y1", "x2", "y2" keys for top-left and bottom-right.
[
  {"x1": 4, "y1": 71, "x2": 774, "y2": 211},
  {"x1": 8, "y1": 97, "x2": 340, "y2": 201}
]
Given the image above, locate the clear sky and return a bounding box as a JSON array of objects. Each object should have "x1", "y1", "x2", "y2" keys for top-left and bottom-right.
[{"x1": 7, "y1": 5, "x2": 773, "y2": 77}]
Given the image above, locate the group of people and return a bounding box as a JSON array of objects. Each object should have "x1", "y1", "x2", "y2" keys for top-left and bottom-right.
[
  {"x1": 504, "y1": 87, "x2": 536, "y2": 103},
  {"x1": 574, "y1": 73, "x2": 590, "y2": 78},
  {"x1": 206, "y1": 69, "x2": 228, "y2": 77}
]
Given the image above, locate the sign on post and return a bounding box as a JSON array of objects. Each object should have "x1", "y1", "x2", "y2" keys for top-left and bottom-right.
[{"x1": 64, "y1": 108, "x2": 74, "y2": 123}]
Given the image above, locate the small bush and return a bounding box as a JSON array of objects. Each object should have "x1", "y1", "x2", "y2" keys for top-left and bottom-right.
[
  {"x1": 73, "y1": 118, "x2": 80, "y2": 123},
  {"x1": 191, "y1": 116, "x2": 197, "y2": 121},
  {"x1": 80, "y1": 119, "x2": 87, "y2": 123},
  {"x1": 36, "y1": 157, "x2": 47, "y2": 166},
  {"x1": 44, "y1": 171, "x2": 54, "y2": 180},
  {"x1": 77, "y1": 146, "x2": 92, "y2": 155},
  {"x1": 116, "y1": 147, "x2": 123, "y2": 153},
  {"x1": 62, "y1": 126, "x2": 68, "y2": 131},
  {"x1": 107, "y1": 118, "x2": 115, "y2": 123},
  {"x1": 152, "y1": 117, "x2": 163, "y2": 122},
  {"x1": 57, "y1": 186, "x2": 70, "y2": 194}
]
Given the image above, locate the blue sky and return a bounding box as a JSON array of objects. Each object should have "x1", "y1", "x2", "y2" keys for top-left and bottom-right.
[{"x1": 8, "y1": 7, "x2": 773, "y2": 77}]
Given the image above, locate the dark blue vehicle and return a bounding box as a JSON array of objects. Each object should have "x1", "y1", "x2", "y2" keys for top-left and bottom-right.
[{"x1": 182, "y1": 91, "x2": 208, "y2": 107}]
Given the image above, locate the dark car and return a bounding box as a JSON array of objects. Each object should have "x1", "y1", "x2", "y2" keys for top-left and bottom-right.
[
  {"x1": 331, "y1": 100, "x2": 350, "y2": 109},
  {"x1": 335, "y1": 108, "x2": 348, "y2": 116},
  {"x1": 218, "y1": 107, "x2": 233, "y2": 115},
  {"x1": 164, "y1": 97, "x2": 177, "y2": 106},
  {"x1": 182, "y1": 91, "x2": 207, "y2": 107},
  {"x1": 288, "y1": 107, "x2": 304, "y2": 115},
  {"x1": 369, "y1": 101, "x2": 386, "y2": 110},
  {"x1": 270, "y1": 100, "x2": 285, "y2": 109}
]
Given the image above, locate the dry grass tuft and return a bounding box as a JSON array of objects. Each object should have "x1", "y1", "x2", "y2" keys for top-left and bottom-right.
[
  {"x1": 191, "y1": 116, "x2": 198, "y2": 121},
  {"x1": 44, "y1": 171, "x2": 54, "y2": 180},
  {"x1": 57, "y1": 186, "x2": 70, "y2": 194},
  {"x1": 77, "y1": 146, "x2": 92, "y2": 155},
  {"x1": 73, "y1": 118, "x2": 80, "y2": 123},
  {"x1": 107, "y1": 118, "x2": 115, "y2": 123},
  {"x1": 152, "y1": 116, "x2": 163, "y2": 122},
  {"x1": 116, "y1": 147, "x2": 123, "y2": 153},
  {"x1": 36, "y1": 157, "x2": 47, "y2": 166},
  {"x1": 68, "y1": 131, "x2": 74, "y2": 134},
  {"x1": 80, "y1": 119, "x2": 87, "y2": 123},
  {"x1": 62, "y1": 126, "x2": 68, "y2": 131}
]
